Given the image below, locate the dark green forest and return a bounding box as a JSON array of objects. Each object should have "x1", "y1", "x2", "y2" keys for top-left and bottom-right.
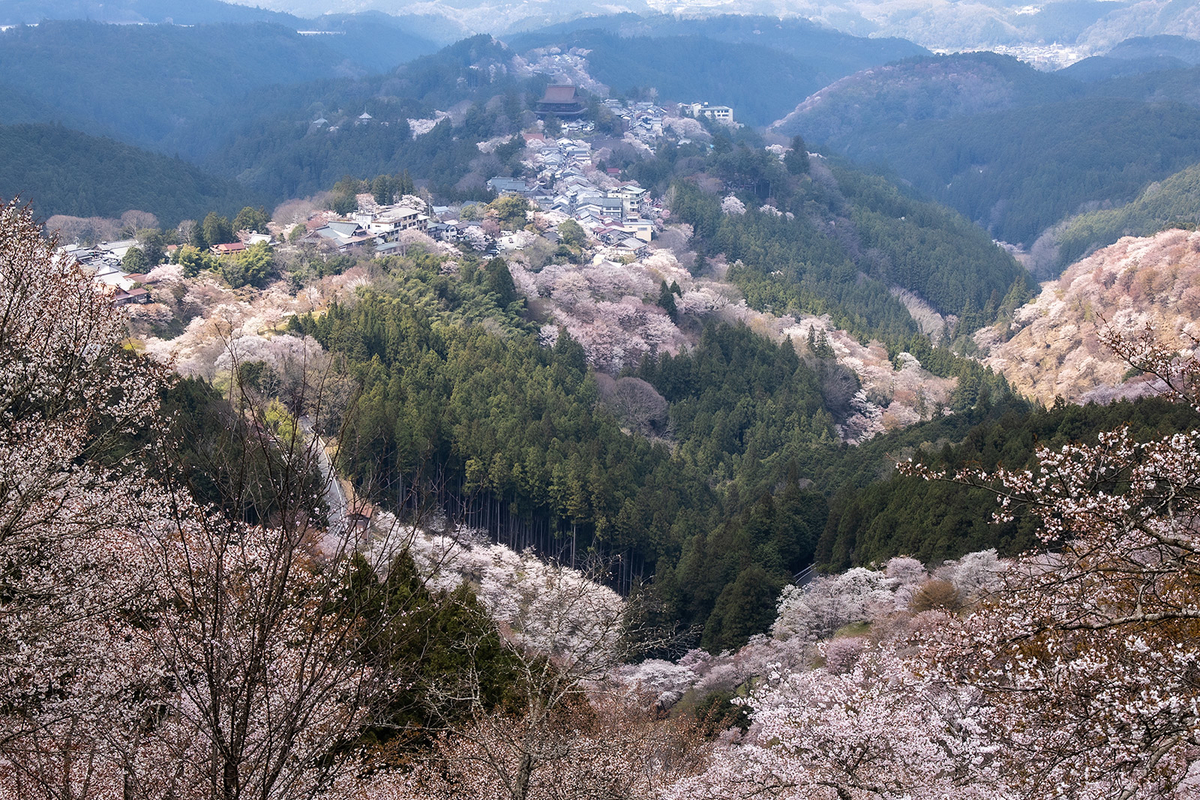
[
  {"x1": 837, "y1": 98, "x2": 1200, "y2": 245},
  {"x1": 271, "y1": 236, "x2": 1148, "y2": 654},
  {"x1": 668, "y1": 151, "x2": 1030, "y2": 338},
  {"x1": 1049, "y1": 160, "x2": 1200, "y2": 269},
  {"x1": 817, "y1": 396, "x2": 1200, "y2": 569},
  {"x1": 778, "y1": 51, "x2": 1200, "y2": 247},
  {"x1": 0, "y1": 123, "x2": 253, "y2": 225},
  {"x1": 0, "y1": 21, "x2": 364, "y2": 150}
]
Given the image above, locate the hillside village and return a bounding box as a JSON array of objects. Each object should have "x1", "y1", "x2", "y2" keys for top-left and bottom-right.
[{"x1": 66, "y1": 89, "x2": 715, "y2": 299}]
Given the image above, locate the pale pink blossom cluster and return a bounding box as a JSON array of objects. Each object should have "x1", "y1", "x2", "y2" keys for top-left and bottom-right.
[
  {"x1": 511, "y1": 254, "x2": 692, "y2": 372},
  {"x1": 979, "y1": 228, "x2": 1200, "y2": 404},
  {"x1": 720, "y1": 195, "x2": 746, "y2": 216},
  {"x1": 0, "y1": 203, "x2": 382, "y2": 799}
]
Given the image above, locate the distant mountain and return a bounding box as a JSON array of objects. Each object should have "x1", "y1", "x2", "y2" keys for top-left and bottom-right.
[
  {"x1": 0, "y1": 0, "x2": 302, "y2": 25},
  {"x1": 508, "y1": 14, "x2": 926, "y2": 75},
  {"x1": 0, "y1": 19, "x2": 437, "y2": 156},
  {"x1": 844, "y1": 99, "x2": 1200, "y2": 246},
  {"x1": 770, "y1": 51, "x2": 1200, "y2": 247},
  {"x1": 772, "y1": 52, "x2": 1079, "y2": 144},
  {"x1": 0, "y1": 123, "x2": 253, "y2": 225},
  {"x1": 1105, "y1": 33, "x2": 1200, "y2": 63},
  {"x1": 208, "y1": 0, "x2": 1199, "y2": 63},
  {"x1": 1081, "y1": 63, "x2": 1200, "y2": 108},
  {"x1": 188, "y1": 17, "x2": 926, "y2": 194},
  {"x1": 1059, "y1": 34, "x2": 1200, "y2": 81},
  {"x1": 199, "y1": 35, "x2": 535, "y2": 200},
  {"x1": 1058, "y1": 54, "x2": 1192, "y2": 82},
  {"x1": 504, "y1": 15, "x2": 926, "y2": 127}
]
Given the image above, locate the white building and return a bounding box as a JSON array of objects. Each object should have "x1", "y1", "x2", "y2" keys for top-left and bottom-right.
[{"x1": 688, "y1": 102, "x2": 734, "y2": 124}]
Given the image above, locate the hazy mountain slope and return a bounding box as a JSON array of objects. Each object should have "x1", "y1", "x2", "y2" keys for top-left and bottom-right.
[
  {"x1": 1059, "y1": 34, "x2": 1200, "y2": 81},
  {"x1": 508, "y1": 14, "x2": 926, "y2": 74},
  {"x1": 976, "y1": 227, "x2": 1200, "y2": 405},
  {"x1": 516, "y1": 31, "x2": 837, "y2": 127},
  {"x1": 1076, "y1": 0, "x2": 1200, "y2": 51},
  {"x1": 772, "y1": 52, "x2": 1080, "y2": 144},
  {"x1": 1082, "y1": 63, "x2": 1200, "y2": 107},
  {"x1": 291, "y1": 12, "x2": 441, "y2": 72},
  {"x1": 0, "y1": 3, "x2": 441, "y2": 72},
  {"x1": 0, "y1": 21, "x2": 370, "y2": 152},
  {"x1": 504, "y1": 16, "x2": 927, "y2": 126},
  {"x1": 1106, "y1": 33, "x2": 1200, "y2": 62},
  {"x1": 773, "y1": 53, "x2": 1200, "y2": 248},
  {"x1": 1042, "y1": 160, "x2": 1200, "y2": 270},
  {"x1": 201, "y1": 35, "x2": 532, "y2": 199},
  {"x1": 847, "y1": 99, "x2": 1200, "y2": 247},
  {"x1": 1058, "y1": 54, "x2": 1191, "y2": 82},
  {"x1": 0, "y1": 0, "x2": 303, "y2": 25},
  {"x1": 213, "y1": 0, "x2": 1195, "y2": 61},
  {"x1": 0, "y1": 123, "x2": 253, "y2": 225}
]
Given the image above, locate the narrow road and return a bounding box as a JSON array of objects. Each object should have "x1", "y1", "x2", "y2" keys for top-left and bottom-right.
[{"x1": 299, "y1": 416, "x2": 348, "y2": 553}]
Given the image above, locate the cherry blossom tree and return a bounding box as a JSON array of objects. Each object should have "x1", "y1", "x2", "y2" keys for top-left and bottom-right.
[
  {"x1": 904, "y1": 325, "x2": 1200, "y2": 796},
  {"x1": 0, "y1": 203, "x2": 428, "y2": 800},
  {"x1": 669, "y1": 641, "x2": 1007, "y2": 800},
  {"x1": 0, "y1": 200, "x2": 166, "y2": 799}
]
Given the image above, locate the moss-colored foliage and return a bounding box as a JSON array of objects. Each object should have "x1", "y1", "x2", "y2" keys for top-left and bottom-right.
[
  {"x1": 635, "y1": 323, "x2": 835, "y2": 486},
  {"x1": 175, "y1": 244, "x2": 216, "y2": 277},
  {"x1": 488, "y1": 195, "x2": 530, "y2": 230},
  {"x1": 121, "y1": 246, "x2": 147, "y2": 272},
  {"x1": 344, "y1": 553, "x2": 524, "y2": 749},
  {"x1": 815, "y1": 396, "x2": 1200, "y2": 570},
  {"x1": 557, "y1": 219, "x2": 587, "y2": 248},
  {"x1": 233, "y1": 205, "x2": 270, "y2": 233},
  {"x1": 0, "y1": 123, "x2": 252, "y2": 226},
  {"x1": 690, "y1": 689, "x2": 751, "y2": 738},
  {"x1": 701, "y1": 564, "x2": 786, "y2": 652},
  {"x1": 220, "y1": 241, "x2": 276, "y2": 289}
]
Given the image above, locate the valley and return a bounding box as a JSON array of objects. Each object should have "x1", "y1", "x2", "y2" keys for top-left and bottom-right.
[{"x1": 3, "y1": 2, "x2": 1200, "y2": 797}]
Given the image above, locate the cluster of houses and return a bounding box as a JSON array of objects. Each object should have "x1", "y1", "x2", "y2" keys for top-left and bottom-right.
[
  {"x1": 65, "y1": 86, "x2": 728, "y2": 297},
  {"x1": 602, "y1": 99, "x2": 668, "y2": 146},
  {"x1": 475, "y1": 133, "x2": 658, "y2": 257},
  {"x1": 63, "y1": 230, "x2": 276, "y2": 305},
  {"x1": 60, "y1": 240, "x2": 153, "y2": 305},
  {"x1": 298, "y1": 202, "x2": 430, "y2": 254}
]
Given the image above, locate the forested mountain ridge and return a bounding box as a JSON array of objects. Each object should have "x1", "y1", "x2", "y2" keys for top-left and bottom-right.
[
  {"x1": 504, "y1": 15, "x2": 927, "y2": 126},
  {"x1": 1059, "y1": 34, "x2": 1200, "y2": 81},
  {"x1": 0, "y1": 21, "x2": 372, "y2": 150},
  {"x1": 508, "y1": 13, "x2": 926, "y2": 69},
  {"x1": 1036, "y1": 159, "x2": 1200, "y2": 272},
  {"x1": 0, "y1": 123, "x2": 254, "y2": 225},
  {"x1": 771, "y1": 52, "x2": 1080, "y2": 143},
  {"x1": 771, "y1": 49, "x2": 1200, "y2": 248}
]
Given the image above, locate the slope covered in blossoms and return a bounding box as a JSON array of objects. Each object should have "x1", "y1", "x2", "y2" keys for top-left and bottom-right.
[{"x1": 976, "y1": 227, "x2": 1200, "y2": 405}]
